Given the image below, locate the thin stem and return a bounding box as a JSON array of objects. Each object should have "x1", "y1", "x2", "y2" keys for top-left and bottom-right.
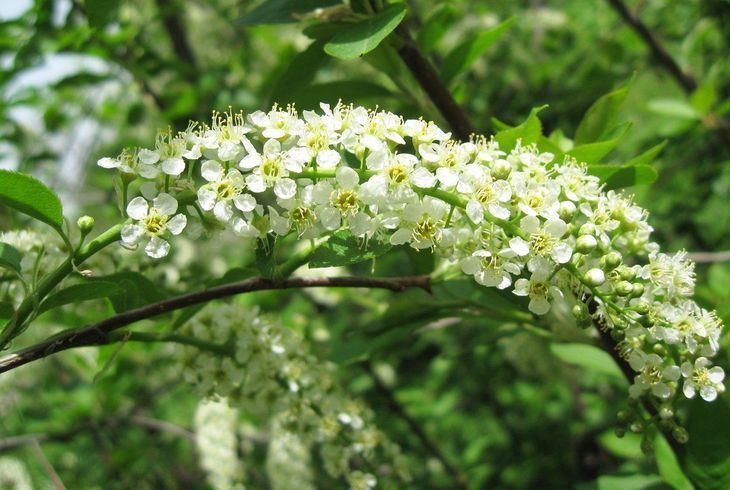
[
  {"x1": 0, "y1": 275, "x2": 431, "y2": 374},
  {"x1": 0, "y1": 224, "x2": 123, "y2": 348}
]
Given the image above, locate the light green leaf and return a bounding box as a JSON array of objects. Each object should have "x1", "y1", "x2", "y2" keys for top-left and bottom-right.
[
  {"x1": 625, "y1": 140, "x2": 667, "y2": 166},
  {"x1": 309, "y1": 230, "x2": 392, "y2": 268},
  {"x1": 568, "y1": 123, "x2": 631, "y2": 163},
  {"x1": 647, "y1": 99, "x2": 700, "y2": 120},
  {"x1": 324, "y1": 4, "x2": 408, "y2": 60},
  {"x1": 576, "y1": 474, "x2": 664, "y2": 490},
  {"x1": 0, "y1": 170, "x2": 65, "y2": 235},
  {"x1": 439, "y1": 17, "x2": 515, "y2": 85},
  {"x1": 238, "y1": 0, "x2": 342, "y2": 26},
  {"x1": 598, "y1": 430, "x2": 643, "y2": 460},
  {"x1": 0, "y1": 242, "x2": 22, "y2": 275},
  {"x1": 689, "y1": 81, "x2": 717, "y2": 116},
  {"x1": 575, "y1": 85, "x2": 629, "y2": 145},
  {"x1": 39, "y1": 281, "x2": 122, "y2": 315},
  {"x1": 549, "y1": 342, "x2": 625, "y2": 380},
  {"x1": 494, "y1": 105, "x2": 547, "y2": 152},
  {"x1": 417, "y1": 3, "x2": 458, "y2": 53},
  {"x1": 587, "y1": 164, "x2": 658, "y2": 189},
  {"x1": 654, "y1": 433, "x2": 694, "y2": 490}
]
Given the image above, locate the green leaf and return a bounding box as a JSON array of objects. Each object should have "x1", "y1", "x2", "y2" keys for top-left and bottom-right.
[
  {"x1": 690, "y1": 81, "x2": 717, "y2": 116},
  {"x1": 625, "y1": 140, "x2": 667, "y2": 166},
  {"x1": 576, "y1": 474, "x2": 664, "y2": 490},
  {"x1": 684, "y1": 393, "x2": 730, "y2": 489},
  {"x1": 439, "y1": 17, "x2": 515, "y2": 86},
  {"x1": 549, "y1": 343, "x2": 625, "y2": 380},
  {"x1": 598, "y1": 430, "x2": 643, "y2": 460},
  {"x1": 575, "y1": 85, "x2": 629, "y2": 145},
  {"x1": 587, "y1": 164, "x2": 658, "y2": 189},
  {"x1": 494, "y1": 105, "x2": 547, "y2": 152},
  {"x1": 270, "y1": 39, "x2": 330, "y2": 105},
  {"x1": 309, "y1": 230, "x2": 392, "y2": 268},
  {"x1": 91, "y1": 272, "x2": 165, "y2": 313},
  {"x1": 39, "y1": 281, "x2": 121, "y2": 315},
  {"x1": 255, "y1": 235, "x2": 277, "y2": 278},
  {"x1": 238, "y1": 0, "x2": 342, "y2": 26},
  {"x1": 647, "y1": 99, "x2": 700, "y2": 120},
  {"x1": 323, "y1": 4, "x2": 408, "y2": 60},
  {"x1": 84, "y1": 0, "x2": 121, "y2": 28},
  {"x1": 417, "y1": 3, "x2": 458, "y2": 53},
  {"x1": 0, "y1": 242, "x2": 22, "y2": 275},
  {"x1": 0, "y1": 170, "x2": 64, "y2": 235},
  {"x1": 654, "y1": 433, "x2": 694, "y2": 490},
  {"x1": 0, "y1": 302, "x2": 14, "y2": 322},
  {"x1": 568, "y1": 123, "x2": 631, "y2": 163}
]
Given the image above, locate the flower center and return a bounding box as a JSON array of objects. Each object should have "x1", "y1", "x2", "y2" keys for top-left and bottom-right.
[
  {"x1": 144, "y1": 210, "x2": 168, "y2": 235},
  {"x1": 528, "y1": 280, "x2": 549, "y2": 299},
  {"x1": 387, "y1": 164, "x2": 409, "y2": 186},
  {"x1": 216, "y1": 180, "x2": 239, "y2": 200},
  {"x1": 331, "y1": 190, "x2": 359, "y2": 215},
  {"x1": 530, "y1": 231, "x2": 555, "y2": 256},
  {"x1": 413, "y1": 217, "x2": 438, "y2": 243},
  {"x1": 692, "y1": 367, "x2": 710, "y2": 386},
  {"x1": 261, "y1": 156, "x2": 283, "y2": 180},
  {"x1": 475, "y1": 183, "x2": 494, "y2": 204}
]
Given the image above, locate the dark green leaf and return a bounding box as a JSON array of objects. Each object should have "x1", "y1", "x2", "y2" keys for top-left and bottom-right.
[
  {"x1": 684, "y1": 393, "x2": 730, "y2": 489},
  {"x1": 270, "y1": 39, "x2": 330, "y2": 105},
  {"x1": 417, "y1": 3, "x2": 458, "y2": 53},
  {"x1": 0, "y1": 302, "x2": 13, "y2": 322},
  {"x1": 39, "y1": 281, "x2": 121, "y2": 315},
  {"x1": 654, "y1": 433, "x2": 693, "y2": 490},
  {"x1": 238, "y1": 0, "x2": 342, "y2": 26},
  {"x1": 84, "y1": 0, "x2": 121, "y2": 28},
  {"x1": 587, "y1": 164, "x2": 658, "y2": 189},
  {"x1": 0, "y1": 242, "x2": 22, "y2": 275},
  {"x1": 494, "y1": 105, "x2": 547, "y2": 152},
  {"x1": 324, "y1": 4, "x2": 407, "y2": 60},
  {"x1": 91, "y1": 272, "x2": 165, "y2": 313},
  {"x1": 0, "y1": 170, "x2": 65, "y2": 235},
  {"x1": 310, "y1": 230, "x2": 392, "y2": 268},
  {"x1": 575, "y1": 85, "x2": 629, "y2": 145},
  {"x1": 549, "y1": 343, "x2": 625, "y2": 380},
  {"x1": 255, "y1": 235, "x2": 277, "y2": 278},
  {"x1": 440, "y1": 17, "x2": 515, "y2": 85}
]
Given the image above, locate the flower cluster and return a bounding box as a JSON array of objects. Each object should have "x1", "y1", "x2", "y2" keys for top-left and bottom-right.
[
  {"x1": 266, "y1": 417, "x2": 316, "y2": 490},
  {"x1": 177, "y1": 304, "x2": 408, "y2": 488},
  {"x1": 193, "y1": 398, "x2": 245, "y2": 490},
  {"x1": 99, "y1": 103, "x2": 725, "y2": 438}
]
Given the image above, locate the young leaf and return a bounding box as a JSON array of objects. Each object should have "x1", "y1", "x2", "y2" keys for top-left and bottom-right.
[
  {"x1": 647, "y1": 99, "x2": 700, "y2": 120},
  {"x1": 549, "y1": 343, "x2": 626, "y2": 380},
  {"x1": 39, "y1": 281, "x2": 122, "y2": 315},
  {"x1": 574, "y1": 85, "x2": 629, "y2": 145},
  {"x1": 494, "y1": 105, "x2": 547, "y2": 152},
  {"x1": 625, "y1": 140, "x2": 667, "y2": 166},
  {"x1": 587, "y1": 164, "x2": 657, "y2": 189},
  {"x1": 690, "y1": 81, "x2": 717, "y2": 116},
  {"x1": 323, "y1": 4, "x2": 408, "y2": 60},
  {"x1": 439, "y1": 17, "x2": 515, "y2": 86},
  {"x1": 255, "y1": 234, "x2": 277, "y2": 278},
  {"x1": 309, "y1": 230, "x2": 392, "y2": 268},
  {"x1": 238, "y1": 0, "x2": 342, "y2": 26},
  {"x1": 567, "y1": 123, "x2": 631, "y2": 164},
  {"x1": 0, "y1": 170, "x2": 65, "y2": 235},
  {"x1": 0, "y1": 242, "x2": 22, "y2": 275},
  {"x1": 654, "y1": 433, "x2": 694, "y2": 490}
]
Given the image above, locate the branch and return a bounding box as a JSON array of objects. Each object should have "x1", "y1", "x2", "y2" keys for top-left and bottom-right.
[
  {"x1": 685, "y1": 250, "x2": 730, "y2": 264},
  {"x1": 0, "y1": 275, "x2": 431, "y2": 374},
  {"x1": 155, "y1": 0, "x2": 198, "y2": 82},
  {"x1": 604, "y1": 0, "x2": 696, "y2": 93},
  {"x1": 395, "y1": 26, "x2": 476, "y2": 142}
]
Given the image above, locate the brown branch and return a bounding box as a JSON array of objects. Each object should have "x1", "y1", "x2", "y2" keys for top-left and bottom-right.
[
  {"x1": 0, "y1": 275, "x2": 431, "y2": 374},
  {"x1": 395, "y1": 26, "x2": 476, "y2": 142},
  {"x1": 685, "y1": 250, "x2": 730, "y2": 264},
  {"x1": 604, "y1": 0, "x2": 696, "y2": 94},
  {"x1": 155, "y1": 0, "x2": 198, "y2": 82}
]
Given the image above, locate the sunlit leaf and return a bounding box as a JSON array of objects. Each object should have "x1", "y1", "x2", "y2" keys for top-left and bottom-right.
[
  {"x1": 0, "y1": 170, "x2": 65, "y2": 236},
  {"x1": 324, "y1": 4, "x2": 407, "y2": 60}
]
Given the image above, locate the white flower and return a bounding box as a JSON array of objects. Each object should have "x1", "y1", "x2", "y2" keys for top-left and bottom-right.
[
  {"x1": 199, "y1": 110, "x2": 253, "y2": 162},
  {"x1": 121, "y1": 193, "x2": 187, "y2": 258},
  {"x1": 360, "y1": 151, "x2": 433, "y2": 206},
  {"x1": 460, "y1": 249, "x2": 521, "y2": 289},
  {"x1": 419, "y1": 140, "x2": 470, "y2": 188},
  {"x1": 513, "y1": 266, "x2": 563, "y2": 315},
  {"x1": 197, "y1": 160, "x2": 256, "y2": 222},
  {"x1": 508, "y1": 215, "x2": 572, "y2": 264},
  {"x1": 97, "y1": 148, "x2": 159, "y2": 178},
  {"x1": 681, "y1": 357, "x2": 725, "y2": 402},
  {"x1": 240, "y1": 139, "x2": 303, "y2": 199},
  {"x1": 248, "y1": 106, "x2": 303, "y2": 140},
  {"x1": 627, "y1": 353, "x2": 680, "y2": 399},
  {"x1": 313, "y1": 167, "x2": 361, "y2": 231},
  {"x1": 390, "y1": 197, "x2": 449, "y2": 249},
  {"x1": 645, "y1": 250, "x2": 696, "y2": 300},
  {"x1": 138, "y1": 130, "x2": 190, "y2": 176},
  {"x1": 462, "y1": 165, "x2": 512, "y2": 222}
]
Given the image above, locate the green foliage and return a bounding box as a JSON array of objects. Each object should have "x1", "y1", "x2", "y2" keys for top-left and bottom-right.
[
  {"x1": 238, "y1": 0, "x2": 342, "y2": 26},
  {"x1": 0, "y1": 170, "x2": 65, "y2": 236},
  {"x1": 39, "y1": 281, "x2": 121, "y2": 315},
  {"x1": 574, "y1": 85, "x2": 630, "y2": 145},
  {"x1": 309, "y1": 230, "x2": 392, "y2": 268},
  {"x1": 549, "y1": 343, "x2": 626, "y2": 380},
  {"x1": 587, "y1": 164, "x2": 658, "y2": 189},
  {"x1": 683, "y1": 394, "x2": 730, "y2": 489},
  {"x1": 0, "y1": 241, "x2": 22, "y2": 275},
  {"x1": 91, "y1": 272, "x2": 166, "y2": 313},
  {"x1": 323, "y1": 4, "x2": 408, "y2": 60},
  {"x1": 493, "y1": 105, "x2": 547, "y2": 152}
]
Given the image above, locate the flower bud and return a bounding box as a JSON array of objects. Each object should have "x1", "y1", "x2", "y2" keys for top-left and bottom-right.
[
  {"x1": 617, "y1": 410, "x2": 630, "y2": 422},
  {"x1": 558, "y1": 201, "x2": 576, "y2": 222},
  {"x1": 572, "y1": 303, "x2": 588, "y2": 320},
  {"x1": 579, "y1": 223, "x2": 596, "y2": 236},
  {"x1": 652, "y1": 344, "x2": 666, "y2": 356},
  {"x1": 77, "y1": 215, "x2": 95, "y2": 235},
  {"x1": 659, "y1": 407, "x2": 674, "y2": 420},
  {"x1": 614, "y1": 427, "x2": 627, "y2": 438},
  {"x1": 618, "y1": 266, "x2": 636, "y2": 281},
  {"x1": 632, "y1": 300, "x2": 650, "y2": 315},
  {"x1": 491, "y1": 159, "x2": 512, "y2": 180},
  {"x1": 610, "y1": 329, "x2": 624, "y2": 341},
  {"x1": 575, "y1": 234, "x2": 597, "y2": 254},
  {"x1": 630, "y1": 282, "x2": 644, "y2": 297},
  {"x1": 601, "y1": 251, "x2": 622, "y2": 270},
  {"x1": 583, "y1": 268, "x2": 605, "y2": 287},
  {"x1": 615, "y1": 281, "x2": 633, "y2": 296},
  {"x1": 630, "y1": 422, "x2": 643, "y2": 433},
  {"x1": 672, "y1": 426, "x2": 689, "y2": 444}
]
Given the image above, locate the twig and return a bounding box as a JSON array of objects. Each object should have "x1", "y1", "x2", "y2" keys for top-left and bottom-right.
[
  {"x1": 0, "y1": 275, "x2": 431, "y2": 374},
  {"x1": 362, "y1": 362, "x2": 468, "y2": 489},
  {"x1": 604, "y1": 0, "x2": 696, "y2": 93},
  {"x1": 395, "y1": 26, "x2": 476, "y2": 141},
  {"x1": 30, "y1": 439, "x2": 67, "y2": 490},
  {"x1": 131, "y1": 415, "x2": 196, "y2": 442}
]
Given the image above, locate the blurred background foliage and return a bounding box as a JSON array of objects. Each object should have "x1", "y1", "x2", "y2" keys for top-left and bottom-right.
[{"x1": 1, "y1": 0, "x2": 729, "y2": 488}]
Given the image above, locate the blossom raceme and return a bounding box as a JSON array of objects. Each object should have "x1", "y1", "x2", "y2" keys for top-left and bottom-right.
[{"x1": 98, "y1": 102, "x2": 725, "y2": 441}]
